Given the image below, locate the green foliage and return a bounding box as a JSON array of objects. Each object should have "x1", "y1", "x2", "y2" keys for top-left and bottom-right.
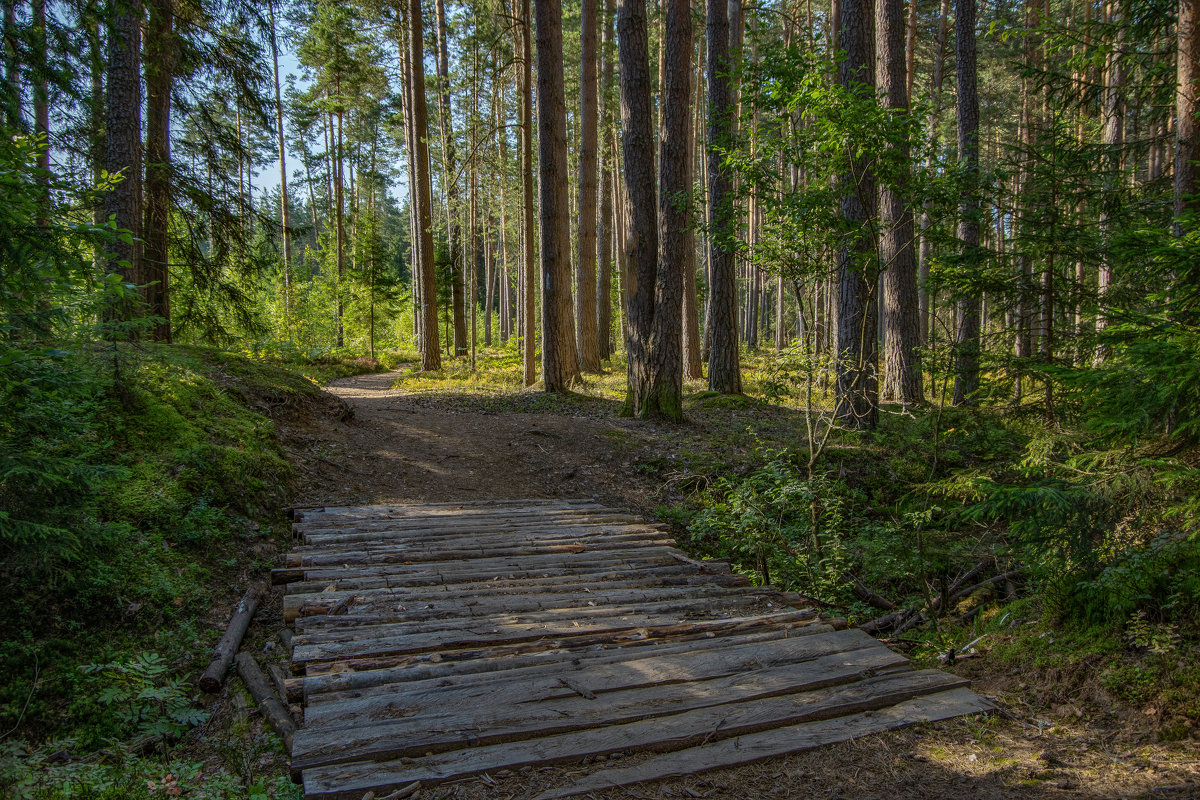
[
  {"x1": 80, "y1": 653, "x2": 208, "y2": 740},
  {"x1": 690, "y1": 450, "x2": 874, "y2": 604}
]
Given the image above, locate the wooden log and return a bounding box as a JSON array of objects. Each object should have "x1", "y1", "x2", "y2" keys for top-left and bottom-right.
[
  {"x1": 272, "y1": 568, "x2": 306, "y2": 585},
  {"x1": 291, "y1": 609, "x2": 821, "y2": 668},
  {"x1": 301, "y1": 628, "x2": 884, "y2": 727},
  {"x1": 298, "y1": 671, "x2": 974, "y2": 798},
  {"x1": 235, "y1": 651, "x2": 297, "y2": 752},
  {"x1": 851, "y1": 577, "x2": 897, "y2": 611},
  {"x1": 296, "y1": 616, "x2": 828, "y2": 698},
  {"x1": 198, "y1": 586, "x2": 263, "y2": 693},
  {"x1": 529, "y1": 688, "x2": 994, "y2": 800},
  {"x1": 292, "y1": 646, "x2": 910, "y2": 770}
]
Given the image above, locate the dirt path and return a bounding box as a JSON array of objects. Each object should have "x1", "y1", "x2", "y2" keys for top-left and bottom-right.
[
  {"x1": 289, "y1": 368, "x2": 676, "y2": 511},
  {"x1": 280, "y1": 370, "x2": 1200, "y2": 800}
]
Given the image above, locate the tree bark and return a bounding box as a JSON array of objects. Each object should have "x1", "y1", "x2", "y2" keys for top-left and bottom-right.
[
  {"x1": 1095, "y1": 0, "x2": 1125, "y2": 357},
  {"x1": 520, "y1": 0, "x2": 538, "y2": 384},
  {"x1": 577, "y1": 0, "x2": 603, "y2": 371},
  {"x1": 618, "y1": 0, "x2": 660, "y2": 413},
  {"x1": 535, "y1": 0, "x2": 582, "y2": 391},
  {"x1": 917, "y1": 0, "x2": 950, "y2": 350},
  {"x1": 705, "y1": 0, "x2": 741, "y2": 394},
  {"x1": 269, "y1": 0, "x2": 292, "y2": 319},
  {"x1": 104, "y1": 0, "x2": 143, "y2": 321},
  {"x1": 877, "y1": 0, "x2": 922, "y2": 403},
  {"x1": 1176, "y1": 0, "x2": 1198, "y2": 230},
  {"x1": 952, "y1": 0, "x2": 982, "y2": 407},
  {"x1": 834, "y1": 0, "x2": 877, "y2": 429},
  {"x1": 682, "y1": 37, "x2": 705, "y2": 379},
  {"x1": 143, "y1": 0, "x2": 173, "y2": 342},
  {"x1": 409, "y1": 0, "x2": 442, "y2": 370}
]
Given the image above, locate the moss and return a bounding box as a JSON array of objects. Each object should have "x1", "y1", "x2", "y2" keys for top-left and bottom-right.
[{"x1": 0, "y1": 343, "x2": 317, "y2": 749}]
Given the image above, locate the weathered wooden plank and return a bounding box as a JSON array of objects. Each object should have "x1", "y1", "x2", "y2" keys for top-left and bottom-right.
[
  {"x1": 286, "y1": 584, "x2": 783, "y2": 625},
  {"x1": 300, "y1": 628, "x2": 887, "y2": 729},
  {"x1": 284, "y1": 566, "x2": 744, "y2": 596},
  {"x1": 297, "y1": 516, "x2": 651, "y2": 543},
  {"x1": 294, "y1": 520, "x2": 662, "y2": 550},
  {"x1": 529, "y1": 687, "x2": 995, "y2": 800},
  {"x1": 299, "y1": 670, "x2": 970, "y2": 798},
  {"x1": 294, "y1": 617, "x2": 826, "y2": 699},
  {"x1": 284, "y1": 537, "x2": 677, "y2": 569},
  {"x1": 285, "y1": 535, "x2": 678, "y2": 570},
  {"x1": 292, "y1": 594, "x2": 783, "y2": 652},
  {"x1": 291, "y1": 645, "x2": 910, "y2": 770},
  {"x1": 281, "y1": 547, "x2": 702, "y2": 585},
  {"x1": 290, "y1": 606, "x2": 813, "y2": 667}
]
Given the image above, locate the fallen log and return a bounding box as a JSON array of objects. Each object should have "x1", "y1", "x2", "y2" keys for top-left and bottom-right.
[
  {"x1": 198, "y1": 585, "x2": 263, "y2": 693},
  {"x1": 851, "y1": 577, "x2": 896, "y2": 611},
  {"x1": 236, "y1": 652, "x2": 297, "y2": 752}
]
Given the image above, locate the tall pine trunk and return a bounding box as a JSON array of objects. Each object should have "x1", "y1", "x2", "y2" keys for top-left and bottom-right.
[
  {"x1": 105, "y1": 0, "x2": 143, "y2": 322},
  {"x1": 520, "y1": 0, "x2": 537, "y2": 385},
  {"x1": 834, "y1": 0, "x2": 877, "y2": 428},
  {"x1": 535, "y1": 0, "x2": 581, "y2": 390},
  {"x1": 705, "y1": 0, "x2": 741, "y2": 393},
  {"x1": 143, "y1": 0, "x2": 173, "y2": 341},
  {"x1": 878, "y1": 0, "x2": 922, "y2": 403},
  {"x1": 269, "y1": 0, "x2": 292, "y2": 317},
  {"x1": 577, "y1": 0, "x2": 602, "y2": 371},
  {"x1": 952, "y1": 0, "x2": 982, "y2": 406},
  {"x1": 409, "y1": 0, "x2": 441, "y2": 369},
  {"x1": 1176, "y1": 0, "x2": 1197, "y2": 230}
]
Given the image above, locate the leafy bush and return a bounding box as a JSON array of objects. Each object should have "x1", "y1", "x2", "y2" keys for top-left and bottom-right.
[
  {"x1": 80, "y1": 653, "x2": 207, "y2": 740},
  {"x1": 689, "y1": 450, "x2": 871, "y2": 603}
]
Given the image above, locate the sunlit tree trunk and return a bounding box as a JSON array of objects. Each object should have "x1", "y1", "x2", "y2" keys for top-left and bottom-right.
[
  {"x1": 409, "y1": 0, "x2": 441, "y2": 369},
  {"x1": 1176, "y1": 0, "x2": 1198, "y2": 231},
  {"x1": 878, "y1": 0, "x2": 922, "y2": 403},
  {"x1": 535, "y1": 0, "x2": 581, "y2": 391},
  {"x1": 834, "y1": 0, "x2": 877, "y2": 428},
  {"x1": 577, "y1": 0, "x2": 602, "y2": 371},
  {"x1": 952, "y1": 0, "x2": 982, "y2": 406},
  {"x1": 269, "y1": 0, "x2": 292, "y2": 319},
  {"x1": 705, "y1": 0, "x2": 741, "y2": 393},
  {"x1": 519, "y1": 0, "x2": 537, "y2": 384}
]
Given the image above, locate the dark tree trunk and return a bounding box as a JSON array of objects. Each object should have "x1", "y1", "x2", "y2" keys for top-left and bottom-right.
[
  {"x1": 618, "y1": 0, "x2": 660, "y2": 413},
  {"x1": 1096, "y1": 0, "x2": 1125, "y2": 355},
  {"x1": 3, "y1": 0, "x2": 19, "y2": 129},
  {"x1": 918, "y1": 0, "x2": 950, "y2": 349},
  {"x1": 598, "y1": 0, "x2": 616, "y2": 360},
  {"x1": 535, "y1": 0, "x2": 581, "y2": 391},
  {"x1": 143, "y1": 0, "x2": 173, "y2": 341},
  {"x1": 834, "y1": 0, "x2": 877, "y2": 429},
  {"x1": 705, "y1": 0, "x2": 741, "y2": 393},
  {"x1": 520, "y1": 0, "x2": 537, "y2": 384},
  {"x1": 105, "y1": 0, "x2": 143, "y2": 321},
  {"x1": 877, "y1": 0, "x2": 922, "y2": 403},
  {"x1": 577, "y1": 0, "x2": 602, "y2": 371},
  {"x1": 269, "y1": 0, "x2": 292, "y2": 316},
  {"x1": 952, "y1": 0, "x2": 981, "y2": 406},
  {"x1": 409, "y1": 0, "x2": 442, "y2": 369},
  {"x1": 682, "y1": 37, "x2": 704, "y2": 380},
  {"x1": 1176, "y1": 0, "x2": 1197, "y2": 230},
  {"x1": 434, "y1": 0, "x2": 466, "y2": 356}
]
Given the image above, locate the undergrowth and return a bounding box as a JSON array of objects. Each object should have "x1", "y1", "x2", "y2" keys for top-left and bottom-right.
[{"x1": 0, "y1": 343, "x2": 318, "y2": 797}]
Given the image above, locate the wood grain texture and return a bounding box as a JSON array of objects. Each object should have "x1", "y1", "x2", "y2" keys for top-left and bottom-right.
[{"x1": 283, "y1": 501, "x2": 988, "y2": 800}]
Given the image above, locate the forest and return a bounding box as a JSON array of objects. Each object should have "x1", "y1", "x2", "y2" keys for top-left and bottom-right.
[{"x1": 1, "y1": 0, "x2": 1199, "y2": 794}]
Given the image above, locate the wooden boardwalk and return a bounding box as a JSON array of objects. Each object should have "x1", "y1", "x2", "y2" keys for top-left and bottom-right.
[{"x1": 277, "y1": 499, "x2": 990, "y2": 800}]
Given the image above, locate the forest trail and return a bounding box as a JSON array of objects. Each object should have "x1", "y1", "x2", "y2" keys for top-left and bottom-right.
[
  {"x1": 289, "y1": 367, "x2": 681, "y2": 511},
  {"x1": 279, "y1": 500, "x2": 990, "y2": 800}
]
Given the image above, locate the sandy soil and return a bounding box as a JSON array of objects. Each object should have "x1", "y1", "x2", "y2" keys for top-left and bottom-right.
[{"x1": 276, "y1": 370, "x2": 1200, "y2": 800}]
